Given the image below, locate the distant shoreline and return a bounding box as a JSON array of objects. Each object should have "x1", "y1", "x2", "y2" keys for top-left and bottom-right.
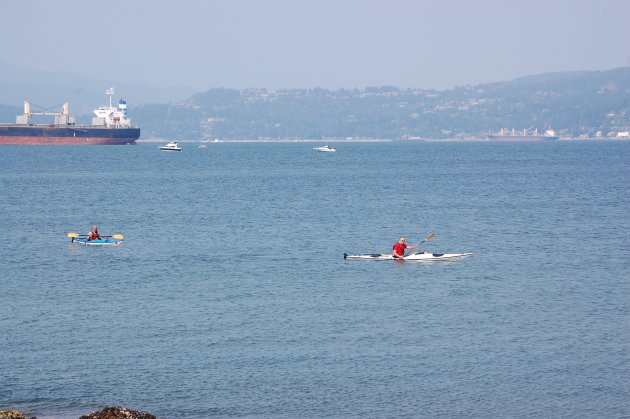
[{"x1": 139, "y1": 137, "x2": 627, "y2": 143}]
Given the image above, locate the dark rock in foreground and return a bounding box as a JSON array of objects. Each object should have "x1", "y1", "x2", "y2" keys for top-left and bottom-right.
[{"x1": 79, "y1": 406, "x2": 155, "y2": 419}]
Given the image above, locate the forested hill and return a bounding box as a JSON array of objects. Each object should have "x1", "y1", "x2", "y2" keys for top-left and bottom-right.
[
  {"x1": 2, "y1": 68, "x2": 628, "y2": 140},
  {"x1": 133, "y1": 67, "x2": 628, "y2": 140}
]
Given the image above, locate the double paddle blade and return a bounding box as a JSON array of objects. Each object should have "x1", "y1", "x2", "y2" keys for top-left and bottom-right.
[{"x1": 423, "y1": 232, "x2": 436, "y2": 242}]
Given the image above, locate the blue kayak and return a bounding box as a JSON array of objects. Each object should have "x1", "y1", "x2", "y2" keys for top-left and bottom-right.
[{"x1": 71, "y1": 237, "x2": 123, "y2": 246}]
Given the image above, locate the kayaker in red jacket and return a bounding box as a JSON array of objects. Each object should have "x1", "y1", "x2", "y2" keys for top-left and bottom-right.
[
  {"x1": 392, "y1": 236, "x2": 420, "y2": 258},
  {"x1": 87, "y1": 225, "x2": 102, "y2": 241}
]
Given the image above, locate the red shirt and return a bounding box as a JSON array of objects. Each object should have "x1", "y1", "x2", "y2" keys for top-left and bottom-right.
[{"x1": 392, "y1": 242, "x2": 407, "y2": 256}]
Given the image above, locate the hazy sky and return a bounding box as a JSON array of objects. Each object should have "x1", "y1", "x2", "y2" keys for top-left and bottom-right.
[{"x1": 1, "y1": 0, "x2": 629, "y2": 90}]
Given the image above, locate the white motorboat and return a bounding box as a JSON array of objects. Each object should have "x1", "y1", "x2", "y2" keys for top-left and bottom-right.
[
  {"x1": 313, "y1": 145, "x2": 336, "y2": 152},
  {"x1": 159, "y1": 141, "x2": 182, "y2": 151}
]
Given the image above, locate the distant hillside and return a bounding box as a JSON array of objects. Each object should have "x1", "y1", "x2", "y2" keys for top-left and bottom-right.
[
  {"x1": 133, "y1": 67, "x2": 630, "y2": 140},
  {"x1": 2, "y1": 66, "x2": 628, "y2": 140}
]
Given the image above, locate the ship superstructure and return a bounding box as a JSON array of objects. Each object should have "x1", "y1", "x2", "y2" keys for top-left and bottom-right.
[{"x1": 92, "y1": 87, "x2": 134, "y2": 129}]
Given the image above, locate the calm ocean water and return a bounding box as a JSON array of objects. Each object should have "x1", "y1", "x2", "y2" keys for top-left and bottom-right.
[{"x1": 1, "y1": 141, "x2": 629, "y2": 418}]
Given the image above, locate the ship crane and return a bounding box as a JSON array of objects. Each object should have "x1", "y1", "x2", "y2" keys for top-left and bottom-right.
[
  {"x1": 23, "y1": 101, "x2": 68, "y2": 116},
  {"x1": 19, "y1": 101, "x2": 74, "y2": 125},
  {"x1": 526, "y1": 125, "x2": 538, "y2": 135}
]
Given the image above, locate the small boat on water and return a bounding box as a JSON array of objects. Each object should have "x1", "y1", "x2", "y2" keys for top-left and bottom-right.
[
  {"x1": 159, "y1": 141, "x2": 182, "y2": 151},
  {"x1": 313, "y1": 145, "x2": 336, "y2": 152}
]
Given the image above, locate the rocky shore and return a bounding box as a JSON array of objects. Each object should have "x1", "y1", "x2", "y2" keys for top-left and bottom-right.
[
  {"x1": 0, "y1": 411, "x2": 32, "y2": 419},
  {"x1": 0, "y1": 406, "x2": 155, "y2": 419}
]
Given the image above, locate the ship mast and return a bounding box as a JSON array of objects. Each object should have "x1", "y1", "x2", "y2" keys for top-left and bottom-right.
[{"x1": 106, "y1": 87, "x2": 115, "y2": 108}]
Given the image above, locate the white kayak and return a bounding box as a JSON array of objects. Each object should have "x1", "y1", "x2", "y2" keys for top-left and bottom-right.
[{"x1": 344, "y1": 252, "x2": 473, "y2": 261}]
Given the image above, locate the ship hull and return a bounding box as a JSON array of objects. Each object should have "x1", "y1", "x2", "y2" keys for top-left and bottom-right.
[
  {"x1": 487, "y1": 135, "x2": 559, "y2": 142},
  {"x1": 0, "y1": 126, "x2": 140, "y2": 145}
]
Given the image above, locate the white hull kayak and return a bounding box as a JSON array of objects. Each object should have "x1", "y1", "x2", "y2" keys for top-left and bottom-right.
[{"x1": 344, "y1": 252, "x2": 472, "y2": 261}]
